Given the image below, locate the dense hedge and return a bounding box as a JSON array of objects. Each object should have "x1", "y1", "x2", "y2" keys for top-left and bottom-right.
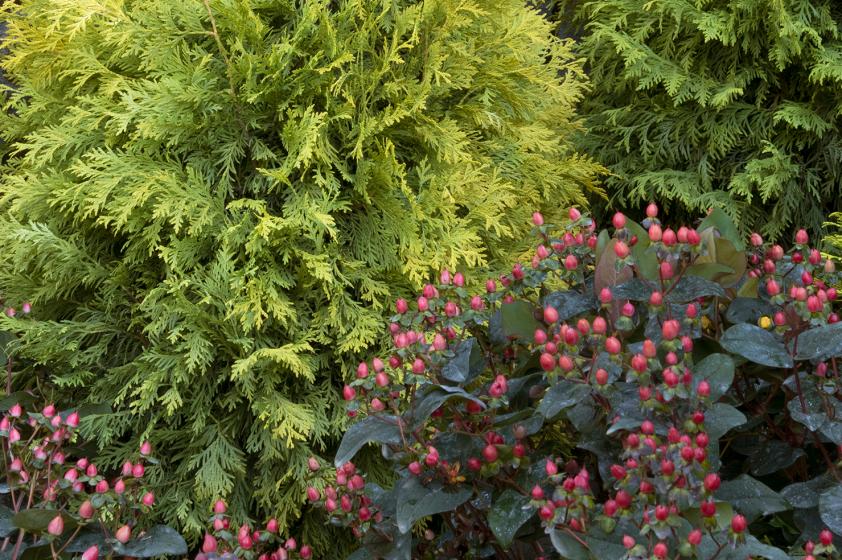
[
  {"x1": 556, "y1": 0, "x2": 842, "y2": 240},
  {"x1": 0, "y1": 0, "x2": 601, "y2": 544}
]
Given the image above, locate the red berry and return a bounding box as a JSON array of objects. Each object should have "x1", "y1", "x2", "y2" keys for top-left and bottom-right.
[
  {"x1": 538, "y1": 503, "x2": 555, "y2": 520},
  {"x1": 595, "y1": 369, "x2": 608, "y2": 385},
  {"x1": 731, "y1": 514, "x2": 747, "y2": 533},
  {"x1": 703, "y1": 473, "x2": 721, "y2": 492},
  {"x1": 646, "y1": 203, "x2": 658, "y2": 218},
  {"x1": 820, "y1": 529, "x2": 833, "y2": 546},
  {"x1": 701, "y1": 500, "x2": 716, "y2": 517},
  {"x1": 612, "y1": 213, "x2": 626, "y2": 229},
  {"x1": 614, "y1": 241, "x2": 630, "y2": 259},
  {"x1": 543, "y1": 307, "x2": 559, "y2": 324},
  {"x1": 202, "y1": 534, "x2": 218, "y2": 554},
  {"x1": 653, "y1": 542, "x2": 668, "y2": 558},
  {"x1": 482, "y1": 444, "x2": 498, "y2": 463},
  {"x1": 115, "y1": 525, "x2": 131, "y2": 544},
  {"x1": 605, "y1": 336, "x2": 621, "y2": 354}
]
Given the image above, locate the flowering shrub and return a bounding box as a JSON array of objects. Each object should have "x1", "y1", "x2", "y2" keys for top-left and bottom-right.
[
  {"x1": 0, "y1": 400, "x2": 186, "y2": 560},
  {"x1": 310, "y1": 206, "x2": 842, "y2": 558},
  {"x1": 194, "y1": 498, "x2": 313, "y2": 560}
]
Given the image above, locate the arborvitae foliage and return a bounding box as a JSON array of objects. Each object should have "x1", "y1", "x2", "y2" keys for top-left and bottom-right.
[
  {"x1": 558, "y1": 0, "x2": 842, "y2": 239},
  {"x1": 0, "y1": 0, "x2": 601, "y2": 545}
]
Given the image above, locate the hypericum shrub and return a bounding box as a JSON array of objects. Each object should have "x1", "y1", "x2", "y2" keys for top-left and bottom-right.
[
  {"x1": 554, "y1": 0, "x2": 842, "y2": 239},
  {"x1": 314, "y1": 206, "x2": 842, "y2": 558},
  {"x1": 0, "y1": 401, "x2": 187, "y2": 560},
  {"x1": 0, "y1": 0, "x2": 602, "y2": 541},
  {"x1": 194, "y1": 498, "x2": 313, "y2": 560}
]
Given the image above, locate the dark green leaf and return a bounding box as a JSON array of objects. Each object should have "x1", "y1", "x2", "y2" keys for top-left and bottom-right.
[
  {"x1": 819, "y1": 484, "x2": 842, "y2": 535},
  {"x1": 720, "y1": 323, "x2": 793, "y2": 368},
  {"x1": 781, "y1": 474, "x2": 836, "y2": 509},
  {"x1": 693, "y1": 353, "x2": 735, "y2": 401},
  {"x1": 0, "y1": 506, "x2": 14, "y2": 538},
  {"x1": 113, "y1": 525, "x2": 187, "y2": 557},
  {"x1": 715, "y1": 475, "x2": 790, "y2": 521},
  {"x1": 726, "y1": 297, "x2": 775, "y2": 325},
  {"x1": 20, "y1": 545, "x2": 51, "y2": 560},
  {"x1": 610, "y1": 279, "x2": 653, "y2": 301},
  {"x1": 487, "y1": 490, "x2": 533, "y2": 548},
  {"x1": 795, "y1": 322, "x2": 842, "y2": 361},
  {"x1": 699, "y1": 208, "x2": 744, "y2": 250},
  {"x1": 441, "y1": 338, "x2": 484, "y2": 383},
  {"x1": 543, "y1": 291, "x2": 596, "y2": 323},
  {"x1": 706, "y1": 403, "x2": 746, "y2": 439},
  {"x1": 666, "y1": 275, "x2": 725, "y2": 302},
  {"x1": 787, "y1": 383, "x2": 828, "y2": 432},
  {"x1": 408, "y1": 385, "x2": 484, "y2": 430},
  {"x1": 536, "y1": 380, "x2": 591, "y2": 419},
  {"x1": 334, "y1": 416, "x2": 403, "y2": 467},
  {"x1": 821, "y1": 418, "x2": 842, "y2": 445},
  {"x1": 625, "y1": 220, "x2": 659, "y2": 281},
  {"x1": 500, "y1": 301, "x2": 538, "y2": 341},
  {"x1": 748, "y1": 440, "x2": 805, "y2": 476},
  {"x1": 686, "y1": 262, "x2": 735, "y2": 281},
  {"x1": 12, "y1": 510, "x2": 75, "y2": 533},
  {"x1": 64, "y1": 530, "x2": 111, "y2": 554},
  {"x1": 566, "y1": 399, "x2": 598, "y2": 433},
  {"x1": 549, "y1": 529, "x2": 590, "y2": 560},
  {"x1": 395, "y1": 477, "x2": 472, "y2": 534},
  {"x1": 0, "y1": 392, "x2": 35, "y2": 413}
]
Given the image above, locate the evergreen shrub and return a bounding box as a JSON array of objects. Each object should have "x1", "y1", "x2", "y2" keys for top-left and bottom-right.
[
  {"x1": 557, "y1": 0, "x2": 842, "y2": 239},
  {"x1": 0, "y1": 0, "x2": 601, "y2": 541},
  {"x1": 319, "y1": 205, "x2": 842, "y2": 558}
]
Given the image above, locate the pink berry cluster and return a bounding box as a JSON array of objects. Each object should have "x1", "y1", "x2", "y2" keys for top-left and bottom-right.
[
  {"x1": 304, "y1": 458, "x2": 378, "y2": 538},
  {"x1": 1, "y1": 401, "x2": 157, "y2": 560},
  {"x1": 324, "y1": 205, "x2": 841, "y2": 558},
  {"x1": 196, "y1": 499, "x2": 312, "y2": 560}
]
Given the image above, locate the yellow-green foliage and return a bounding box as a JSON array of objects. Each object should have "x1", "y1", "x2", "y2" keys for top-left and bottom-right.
[{"x1": 0, "y1": 0, "x2": 601, "y2": 544}]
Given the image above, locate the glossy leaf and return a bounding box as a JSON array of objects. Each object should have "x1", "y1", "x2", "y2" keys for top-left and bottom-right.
[
  {"x1": 720, "y1": 323, "x2": 793, "y2": 368},
  {"x1": 487, "y1": 490, "x2": 533, "y2": 548},
  {"x1": 334, "y1": 416, "x2": 403, "y2": 467},
  {"x1": 441, "y1": 338, "x2": 484, "y2": 383},
  {"x1": 0, "y1": 506, "x2": 14, "y2": 538},
  {"x1": 748, "y1": 440, "x2": 805, "y2": 477},
  {"x1": 725, "y1": 297, "x2": 774, "y2": 325},
  {"x1": 698, "y1": 208, "x2": 744, "y2": 250},
  {"x1": 543, "y1": 291, "x2": 596, "y2": 323},
  {"x1": 408, "y1": 385, "x2": 484, "y2": 430},
  {"x1": 395, "y1": 477, "x2": 472, "y2": 534},
  {"x1": 715, "y1": 475, "x2": 790, "y2": 521},
  {"x1": 665, "y1": 275, "x2": 725, "y2": 302},
  {"x1": 794, "y1": 322, "x2": 842, "y2": 361},
  {"x1": 536, "y1": 380, "x2": 591, "y2": 419},
  {"x1": 705, "y1": 403, "x2": 746, "y2": 440},
  {"x1": 500, "y1": 301, "x2": 539, "y2": 341},
  {"x1": 819, "y1": 484, "x2": 842, "y2": 535},
  {"x1": 113, "y1": 525, "x2": 188, "y2": 557},
  {"x1": 693, "y1": 353, "x2": 735, "y2": 401}
]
